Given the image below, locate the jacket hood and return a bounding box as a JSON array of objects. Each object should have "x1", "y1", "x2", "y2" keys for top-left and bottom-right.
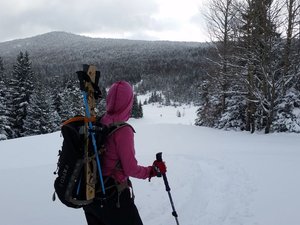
[{"x1": 102, "y1": 81, "x2": 133, "y2": 123}]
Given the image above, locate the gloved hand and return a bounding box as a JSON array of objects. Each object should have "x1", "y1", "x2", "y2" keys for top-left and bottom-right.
[{"x1": 149, "y1": 160, "x2": 167, "y2": 180}]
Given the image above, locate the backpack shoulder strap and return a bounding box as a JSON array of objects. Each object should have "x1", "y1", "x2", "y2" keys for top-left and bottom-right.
[{"x1": 108, "y1": 122, "x2": 135, "y2": 136}]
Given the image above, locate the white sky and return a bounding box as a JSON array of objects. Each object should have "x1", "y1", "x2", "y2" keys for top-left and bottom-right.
[{"x1": 0, "y1": 0, "x2": 209, "y2": 43}]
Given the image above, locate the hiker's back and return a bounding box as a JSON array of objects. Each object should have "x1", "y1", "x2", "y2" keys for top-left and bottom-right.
[{"x1": 101, "y1": 124, "x2": 135, "y2": 183}]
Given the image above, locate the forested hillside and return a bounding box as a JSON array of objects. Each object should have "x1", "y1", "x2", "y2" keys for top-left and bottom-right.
[
  {"x1": 0, "y1": 31, "x2": 209, "y2": 140},
  {"x1": 0, "y1": 31, "x2": 207, "y2": 103}
]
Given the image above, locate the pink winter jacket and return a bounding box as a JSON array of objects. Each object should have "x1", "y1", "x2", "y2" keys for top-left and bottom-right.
[{"x1": 100, "y1": 81, "x2": 152, "y2": 184}]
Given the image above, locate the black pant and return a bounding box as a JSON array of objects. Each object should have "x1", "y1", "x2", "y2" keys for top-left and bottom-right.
[{"x1": 83, "y1": 188, "x2": 143, "y2": 225}]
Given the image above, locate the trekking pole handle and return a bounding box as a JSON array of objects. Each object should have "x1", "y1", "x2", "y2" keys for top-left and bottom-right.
[
  {"x1": 156, "y1": 152, "x2": 171, "y2": 191},
  {"x1": 155, "y1": 152, "x2": 163, "y2": 177},
  {"x1": 156, "y1": 152, "x2": 163, "y2": 162}
]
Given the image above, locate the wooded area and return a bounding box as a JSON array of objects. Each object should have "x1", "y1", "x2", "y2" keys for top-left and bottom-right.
[{"x1": 196, "y1": 0, "x2": 300, "y2": 133}]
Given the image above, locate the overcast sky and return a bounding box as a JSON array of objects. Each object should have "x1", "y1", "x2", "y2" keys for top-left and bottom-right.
[{"x1": 0, "y1": 0, "x2": 209, "y2": 43}]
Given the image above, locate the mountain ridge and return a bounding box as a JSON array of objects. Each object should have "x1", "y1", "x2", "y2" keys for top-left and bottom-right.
[
  {"x1": 0, "y1": 31, "x2": 204, "y2": 55},
  {"x1": 0, "y1": 31, "x2": 204, "y2": 45}
]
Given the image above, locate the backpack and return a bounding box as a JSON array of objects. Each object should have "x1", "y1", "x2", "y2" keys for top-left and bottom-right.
[{"x1": 53, "y1": 115, "x2": 129, "y2": 208}]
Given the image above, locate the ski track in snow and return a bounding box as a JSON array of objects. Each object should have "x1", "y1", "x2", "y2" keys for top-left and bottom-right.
[
  {"x1": 173, "y1": 155, "x2": 254, "y2": 225},
  {"x1": 130, "y1": 122, "x2": 257, "y2": 225},
  {"x1": 133, "y1": 153, "x2": 255, "y2": 225}
]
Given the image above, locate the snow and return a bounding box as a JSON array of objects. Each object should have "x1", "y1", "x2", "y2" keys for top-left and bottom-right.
[
  {"x1": 0, "y1": 133, "x2": 6, "y2": 140},
  {"x1": 0, "y1": 103, "x2": 300, "y2": 225}
]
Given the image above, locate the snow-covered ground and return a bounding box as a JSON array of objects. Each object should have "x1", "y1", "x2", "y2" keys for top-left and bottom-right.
[{"x1": 0, "y1": 103, "x2": 299, "y2": 225}]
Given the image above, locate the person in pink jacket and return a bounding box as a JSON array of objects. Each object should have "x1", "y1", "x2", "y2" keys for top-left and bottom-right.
[{"x1": 83, "y1": 81, "x2": 166, "y2": 225}]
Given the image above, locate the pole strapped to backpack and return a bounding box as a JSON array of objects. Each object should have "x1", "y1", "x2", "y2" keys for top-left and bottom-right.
[
  {"x1": 76, "y1": 64, "x2": 106, "y2": 198},
  {"x1": 81, "y1": 91, "x2": 106, "y2": 195}
]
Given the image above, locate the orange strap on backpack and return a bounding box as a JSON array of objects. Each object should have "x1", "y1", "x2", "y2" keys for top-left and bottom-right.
[{"x1": 62, "y1": 116, "x2": 97, "y2": 126}]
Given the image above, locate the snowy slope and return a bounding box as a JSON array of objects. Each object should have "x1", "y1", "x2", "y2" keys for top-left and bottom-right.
[{"x1": 0, "y1": 103, "x2": 299, "y2": 225}]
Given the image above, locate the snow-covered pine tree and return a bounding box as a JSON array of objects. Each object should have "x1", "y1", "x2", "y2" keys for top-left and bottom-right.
[
  {"x1": 195, "y1": 80, "x2": 222, "y2": 127},
  {"x1": 148, "y1": 91, "x2": 163, "y2": 104},
  {"x1": 58, "y1": 80, "x2": 84, "y2": 121},
  {"x1": 23, "y1": 85, "x2": 60, "y2": 136},
  {"x1": 217, "y1": 94, "x2": 246, "y2": 131},
  {"x1": 273, "y1": 0, "x2": 300, "y2": 133},
  {"x1": 238, "y1": 0, "x2": 283, "y2": 133},
  {"x1": 164, "y1": 92, "x2": 171, "y2": 106},
  {"x1": 8, "y1": 51, "x2": 35, "y2": 138},
  {"x1": 53, "y1": 90, "x2": 63, "y2": 120},
  {"x1": 138, "y1": 100, "x2": 143, "y2": 118},
  {"x1": 131, "y1": 94, "x2": 141, "y2": 118},
  {"x1": 0, "y1": 57, "x2": 8, "y2": 140},
  {"x1": 273, "y1": 89, "x2": 300, "y2": 133},
  {"x1": 46, "y1": 89, "x2": 61, "y2": 133},
  {"x1": 98, "y1": 87, "x2": 107, "y2": 115}
]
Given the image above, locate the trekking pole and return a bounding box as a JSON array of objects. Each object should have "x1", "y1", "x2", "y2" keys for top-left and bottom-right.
[
  {"x1": 77, "y1": 65, "x2": 106, "y2": 196},
  {"x1": 81, "y1": 91, "x2": 105, "y2": 195},
  {"x1": 156, "y1": 152, "x2": 180, "y2": 225}
]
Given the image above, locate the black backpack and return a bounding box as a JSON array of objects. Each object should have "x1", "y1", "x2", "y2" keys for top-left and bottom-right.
[{"x1": 53, "y1": 115, "x2": 128, "y2": 208}]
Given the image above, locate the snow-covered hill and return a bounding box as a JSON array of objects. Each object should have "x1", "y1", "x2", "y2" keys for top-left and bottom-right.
[
  {"x1": 0, "y1": 31, "x2": 203, "y2": 61},
  {"x1": 0, "y1": 103, "x2": 299, "y2": 225}
]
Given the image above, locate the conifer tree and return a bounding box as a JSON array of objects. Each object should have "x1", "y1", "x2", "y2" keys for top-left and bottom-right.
[
  {"x1": 59, "y1": 80, "x2": 83, "y2": 121},
  {"x1": 23, "y1": 85, "x2": 60, "y2": 136},
  {"x1": 98, "y1": 87, "x2": 107, "y2": 115},
  {"x1": 138, "y1": 100, "x2": 143, "y2": 118},
  {"x1": 131, "y1": 94, "x2": 140, "y2": 118},
  {"x1": 238, "y1": 0, "x2": 282, "y2": 133},
  {"x1": 0, "y1": 57, "x2": 8, "y2": 140},
  {"x1": 148, "y1": 91, "x2": 163, "y2": 103},
  {"x1": 8, "y1": 51, "x2": 35, "y2": 137}
]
